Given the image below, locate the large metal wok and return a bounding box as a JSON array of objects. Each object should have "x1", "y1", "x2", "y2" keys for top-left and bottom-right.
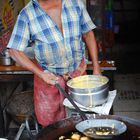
[{"x1": 35, "y1": 115, "x2": 140, "y2": 140}]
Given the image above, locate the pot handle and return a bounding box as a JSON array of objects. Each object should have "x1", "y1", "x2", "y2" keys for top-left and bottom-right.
[{"x1": 25, "y1": 115, "x2": 39, "y2": 140}]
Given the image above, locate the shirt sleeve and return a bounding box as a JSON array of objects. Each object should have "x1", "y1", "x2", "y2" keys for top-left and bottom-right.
[
  {"x1": 79, "y1": 0, "x2": 96, "y2": 34},
  {"x1": 7, "y1": 13, "x2": 30, "y2": 51}
]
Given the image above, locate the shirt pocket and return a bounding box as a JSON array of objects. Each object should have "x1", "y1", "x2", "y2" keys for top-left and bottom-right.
[
  {"x1": 35, "y1": 41, "x2": 63, "y2": 65},
  {"x1": 67, "y1": 9, "x2": 81, "y2": 37}
]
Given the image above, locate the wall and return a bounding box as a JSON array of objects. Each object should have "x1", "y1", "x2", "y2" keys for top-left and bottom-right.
[
  {"x1": 113, "y1": 0, "x2": 140, "y2": 24},
  {"x1": 0, "y1": 0, "x2": 25, "y2": 52},
  {"x1": 24, "y1": 0, "x2": 30, "y2": 5},
  {"x1": 83, "y1": 0, "x2": 87, "y2": 5},
  {"x1": 113, "y1": 0, "x2": 140, "y2": 43}
]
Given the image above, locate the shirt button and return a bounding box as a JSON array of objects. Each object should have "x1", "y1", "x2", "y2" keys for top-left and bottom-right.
[{"x1": 65, "y1": 62, "x2": 68, "y2": 65}]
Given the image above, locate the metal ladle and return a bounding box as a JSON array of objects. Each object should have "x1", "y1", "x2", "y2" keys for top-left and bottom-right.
[{"x1": 55, "y1": 82, "x2": 87, "y2": 120}]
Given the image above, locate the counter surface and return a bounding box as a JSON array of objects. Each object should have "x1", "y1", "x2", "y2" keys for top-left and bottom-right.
[
  {"x1": 0, "y1": 60, "x2": 116, "y2": 74},
  {"x1": 0, "y1": 60, "x2": 116, "y2": 82}
]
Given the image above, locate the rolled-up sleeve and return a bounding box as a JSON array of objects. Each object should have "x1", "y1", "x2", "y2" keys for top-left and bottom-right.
[
  {"x1": 79, "y1": 1, "x2": 96, "y2": 34},
  {"x1": 7, "y1": 13, "x2": 30, "y2": 51}
]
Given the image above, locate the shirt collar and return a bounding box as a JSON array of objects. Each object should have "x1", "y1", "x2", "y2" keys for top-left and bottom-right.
[
  {"x1": 62, "y1": 0, "x2": 65, "y2": 7},
  {"x1": 32, "y1": 0, "x2": 39, "y2": 5},
  {"x1": 32, "y1": 0, "x2": 65, "y2": 6}
]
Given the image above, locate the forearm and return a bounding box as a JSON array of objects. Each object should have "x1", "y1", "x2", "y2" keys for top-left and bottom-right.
[
  {"x1": 8, "y1": 48, "x2": 43, "y2": 78},
  {"x1": 83, "y1": 31, "x2": 101, "y2": 74},
  {"x1": 8, "y1": 48, "x2": 58, "y2": 84}
]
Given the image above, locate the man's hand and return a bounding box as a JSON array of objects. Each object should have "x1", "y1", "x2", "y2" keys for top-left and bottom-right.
[
  {"x1": 8, "y1": 49, "x2": 59, "y2": 85},
  {"x1": 93, "y1": 68, "x2": 102, "y2": 75},
  {"x1": 40, "y1": 71, "x2": 59, "y2": 85},
  {"x1": 83, "y1": 31, "x2": 102, "y2": 76}
]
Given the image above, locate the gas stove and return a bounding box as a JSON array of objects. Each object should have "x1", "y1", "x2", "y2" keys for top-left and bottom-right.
[{"x1": 6, "y1": 119, "x2": 40, "y2": 140}]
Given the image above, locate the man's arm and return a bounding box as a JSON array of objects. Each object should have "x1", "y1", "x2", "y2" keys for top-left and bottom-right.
[
  {"x1": 8, "y1": 48, "x2": 58, "y2": 84},
  {"x1": 82, "y1": 30, "x2": 101, "y2": 75}
]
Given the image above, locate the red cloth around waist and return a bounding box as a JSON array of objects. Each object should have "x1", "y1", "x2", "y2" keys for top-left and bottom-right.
[
  {"x1": 34, "y1": 58, "x2": 86, "y2": 126},
  {"x1": 34, "y1": 65, "x2": 66, "y2": 127}
]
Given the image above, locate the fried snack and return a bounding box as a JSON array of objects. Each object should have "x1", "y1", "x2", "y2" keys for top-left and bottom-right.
[
  {"x1": 80, "y1": 136, "x2": 90, "y2": 140},
  {"x1": 71, "y1": 133, "x2": 80, "y2": 140}
]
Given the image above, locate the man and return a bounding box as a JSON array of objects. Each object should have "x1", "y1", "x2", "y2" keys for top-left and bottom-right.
[{"x1": 7, "y1": 0, "x2": 101, "y2": 127}]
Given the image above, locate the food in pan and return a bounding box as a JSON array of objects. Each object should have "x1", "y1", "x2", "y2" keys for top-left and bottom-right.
[
  {"x1": 83, "y1": 126, "x2": 117, "y2": 136},
  {"x1": 71, "y1": 133, "x2": 80, "y2": 140},
  {"x1": 80, "y1": 136, "x2": 90, "y2": 140},
  {"x1": 58, "y1": 132, "x2": 91, "y2": 140},
  {"x1": 59, "y1": 136, "x2": 66, "y2": 140}
]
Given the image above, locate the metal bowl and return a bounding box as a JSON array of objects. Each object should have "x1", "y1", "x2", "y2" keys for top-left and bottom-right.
[
  {"x1": 76, "y1": 119, "x2": 127, "y2": 139},
  {"x1": 67, "y1": 75, "x2": 109, "y2": 107}
]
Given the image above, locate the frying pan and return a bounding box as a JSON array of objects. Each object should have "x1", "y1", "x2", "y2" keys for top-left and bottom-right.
[{"x1": 55, "y1": 82, "x2": 127, "y2": 139}]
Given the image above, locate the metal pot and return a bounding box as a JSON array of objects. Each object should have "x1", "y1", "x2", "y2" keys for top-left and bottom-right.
[
  {"x1": 67, "y1": 75, "x2": 109, "y2": 107},
  {"x1": 0, "y1": 49, "x2": 14, "y2": 66},
  {"x1": 0, "y1": 56, "x2": 15, "y2": 66}
]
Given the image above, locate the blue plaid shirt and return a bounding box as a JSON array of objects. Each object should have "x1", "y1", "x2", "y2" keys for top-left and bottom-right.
[{"x1": 7, "y1": 0, "x2": 96, "y2": 75}]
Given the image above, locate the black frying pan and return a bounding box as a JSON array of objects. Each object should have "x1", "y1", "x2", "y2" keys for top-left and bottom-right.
[
  {"x1": 36, "y1": 115, "x2": 140, "y2": 140},
  {"x1": 55, "y1": 83, "x2": 127, "y2": 139}
]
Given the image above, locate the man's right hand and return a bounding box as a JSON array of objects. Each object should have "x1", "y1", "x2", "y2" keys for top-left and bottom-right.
[{"x1": 40, "y1": 71, "x2": 59, "y2": 85}]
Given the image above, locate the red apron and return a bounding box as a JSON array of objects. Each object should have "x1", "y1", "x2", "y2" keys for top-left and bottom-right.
[{"x1": 34, "y1": 58, "x2": 87, "y2": 127}]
